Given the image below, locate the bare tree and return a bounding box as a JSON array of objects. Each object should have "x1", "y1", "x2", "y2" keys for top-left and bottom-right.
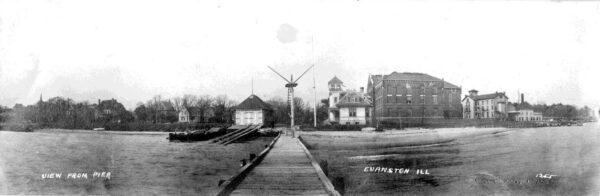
[
  {"x1": 195, "y1": 95, "x2": 214, "y2": 122},
  {"x1": 182, "y1": 94, "x2": 197, "y2": 108}
]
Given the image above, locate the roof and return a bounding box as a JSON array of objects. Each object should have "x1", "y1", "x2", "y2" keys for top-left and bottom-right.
[
  {"x1": 470, "y1": 92, "x2": 508, "y2": 101},
  {"x1": 235, "y1": 94, "x2": 273, "y2": 111},
  {"x1": 370, "y1": 74, "x2": 382, "y2": 84},
  {"x1": 507, "y1": 103, "x2": 517, "y2": 112},
  {"x1": 382, "y1": 72, "x2": 460, "y2": 88},
  {"x1": 328, "y1": 76, "x2": 343, "y2": 84},
  {"x1": 184, "y1": 106, "x2": 201, "y2": 115},
  {"x1": 336, "y1": 91, "x2": 372, "y2": 108}
]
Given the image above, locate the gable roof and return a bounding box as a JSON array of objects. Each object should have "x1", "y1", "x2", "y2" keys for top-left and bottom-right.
[
  {"x1": 328, "y1": 76, "x2": 343, "y2": 84},
  {"x1": 382, "y1": 72, "x2": 460, "y2": 88},
  {"x1": 336, "y1": 91, "x2": 372, "y2": 107},
  {"x1": 235, "y1": 94, "x2": 273, "y2": 111},
  {"x1": 369, "y1": 74, "x2": 383, "y2": 85},
  {"x1": 470, "y1": 92, "x2": 508, "y2": 101}
]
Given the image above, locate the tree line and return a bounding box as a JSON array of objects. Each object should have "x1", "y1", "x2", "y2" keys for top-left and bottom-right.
[{"x1": 0, "y1": 94, "x2": 329, "y2": 131}]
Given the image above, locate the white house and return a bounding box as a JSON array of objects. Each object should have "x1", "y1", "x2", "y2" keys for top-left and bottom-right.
[
  {"x1": 328, "y1": 76, "x2": 344, "y2": 123},
  {"x1": 234, "y1": 94, "x2": 273, "y2": 126},
  {"x1": 462, "y1": 90, "x2": 509, "y2": 119},
  {"x1": 512, "y1": 109, "x2": 543, "y2": 121},
  {"x1": 179, "y1": 108, "x2": 190, "y2": 122},
  {"x1": 336, "y1": 90, "x2": 372, "y2": 125},
  {"x1": 327, "y1": 76, "x2": 373, "y2": 125}
]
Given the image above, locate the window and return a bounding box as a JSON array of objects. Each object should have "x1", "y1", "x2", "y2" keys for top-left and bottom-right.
[
  {"x1": 334, "y1": 97, "x2": 338, "y2": 103},
  {"x1": 406, "y1": 95, "x2": 412, "y2": 104},
  {"x1": 433, "y1": 88, "x2": 438, "y2": 94},
  {"x1": 407, "y1": 109, "x2": 412, "y2": 117},
  {"x1": 366, "y1": 109, "x2": 370, "y2": 117},
  {"x1": 420, "y1": 94, "x2": 425, "y2": 104},
  {"x1": 396, "y1": 94, "x2": 402, "y2": 103},
  {"x1": 355, "y1": 122, "x2": 360, "y2": 125},
  {"x1": 449, "y1": 93, "x2": 453, "y2": 102},
  {"x1": 349, "y1": 107, "x2": 357, "y2": 117},
  {"x1": 432, "y1": 95, "x2": 438, "y2": 104},
  {"x1": 387, "y1": 94, "x2": 393, "y2": 103}
]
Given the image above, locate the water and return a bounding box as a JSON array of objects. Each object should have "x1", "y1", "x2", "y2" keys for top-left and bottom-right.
[
  {"x1": 0, "y1": 129, "x2": 273, "y2": 195},
  {"x1": 307, "y1": 123, "x2": 600, "y2": 195}
]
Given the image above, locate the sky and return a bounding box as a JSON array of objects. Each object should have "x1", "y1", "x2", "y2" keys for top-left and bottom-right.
[{"x1": 1, "y1": 0, "x2": 599, "y2": 111}]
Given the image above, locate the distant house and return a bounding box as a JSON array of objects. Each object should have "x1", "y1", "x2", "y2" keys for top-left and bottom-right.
[
  {"x1": 327, "y1": 76, "x2": 373, "y2": 125},
  {"x1": 507, "y1": 104, "x2": 543, "y2": 121},
  {"x1": 462, "y1": 90, "x2": 509, "y2": 119},
  {"x1": 96, "y1": 98, "x2": 130, "y2": 123},
  {"x1": 512, "y1": 109, "x2": 543, "y2": 121},
  {"x1": 336, "y1": 89, "x2": 372, "y2": 125},
  {"x1": 179, "y1": 108, "x2": 189, "y2": 122},
  {"x1": 327, "y1": 76, "x2": 344, "y2": 124},
  {"x1": 178, "y1": 107, "x2": 201, "y2": 123},
  {"x1": 234, "y1": 95, "x2": 274, "y2": 126}
]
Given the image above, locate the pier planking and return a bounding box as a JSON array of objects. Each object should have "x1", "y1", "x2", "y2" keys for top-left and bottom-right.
[{"x1": 229, "y1": 136, "x2": 337, "y2": 196}]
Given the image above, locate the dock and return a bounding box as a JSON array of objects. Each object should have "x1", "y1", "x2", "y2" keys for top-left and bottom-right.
[
  {"x1": 216, "y1": 135, "x2": 340, "y2": 196},
  {"x1": 211, "y1": 124, "x2": 263, "y2": 145}
]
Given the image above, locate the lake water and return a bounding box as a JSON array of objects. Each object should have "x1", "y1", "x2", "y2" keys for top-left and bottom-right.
[
  {"x1": 308, "y1": 123, "x2": 600, "y2": 195},
  {"x1": 0, "y1": 129, "x2": 273, "y2": 195}
]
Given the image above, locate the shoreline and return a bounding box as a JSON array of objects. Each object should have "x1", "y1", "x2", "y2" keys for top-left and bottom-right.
[
  {"x1": 299, "y1": 127, "x2": 513, "y2": 150},
  {"x1": 33, "y1": 128, "x2": 169, "y2": 135}
]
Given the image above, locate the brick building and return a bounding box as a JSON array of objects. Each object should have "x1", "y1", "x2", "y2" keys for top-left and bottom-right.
[{"x1": 367, "y1": 72, "x2": 462, "y2": 125}]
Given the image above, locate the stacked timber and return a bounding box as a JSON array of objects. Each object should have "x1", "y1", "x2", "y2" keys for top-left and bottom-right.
[{"x1": 168, "y1": 127, "x2": 226, "y2": 142}]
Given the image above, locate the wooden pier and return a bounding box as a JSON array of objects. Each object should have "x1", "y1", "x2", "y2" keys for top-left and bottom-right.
[{"x1": 216, "y1": 135, "x2": 340, "y2": 196}]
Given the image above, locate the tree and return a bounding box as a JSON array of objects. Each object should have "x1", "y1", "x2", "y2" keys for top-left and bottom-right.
[
  {"x1": 195, "y1": 95, "x2": 213, "y2": 122},
  {"x1": 134, "y1": 103, "x2": 149, "y2": 122},
  {"x1": 267, "y1": 97, "x2": 289, "y2": 125}
]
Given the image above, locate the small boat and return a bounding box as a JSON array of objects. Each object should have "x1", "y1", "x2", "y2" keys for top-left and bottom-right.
[{"x1": 93, "y1": 128, "x2": 106, "y2": 131}]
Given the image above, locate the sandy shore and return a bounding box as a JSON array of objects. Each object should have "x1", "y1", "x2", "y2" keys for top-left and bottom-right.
[{"x1": 299, "y1": 127, "x2": 511, "y2": 150}]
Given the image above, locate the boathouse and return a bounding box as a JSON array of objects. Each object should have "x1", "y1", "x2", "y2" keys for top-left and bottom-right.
[{"x1": 234, "y1": 95, "x2": 274, "y2": 126}]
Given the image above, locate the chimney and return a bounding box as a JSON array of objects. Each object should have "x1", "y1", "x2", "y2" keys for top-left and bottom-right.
[
  {"x1": 469, "y1": 89, "x2": 478, "y2": 97},
  {"x1": 521, "y1": 93, "x2": 524, "y2": 103},
  {"x1": 360, "y1": 87, "x2": 364, "y2": 93}
]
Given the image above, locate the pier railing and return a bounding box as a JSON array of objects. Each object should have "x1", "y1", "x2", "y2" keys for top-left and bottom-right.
[{"x1": 214, "y1": 133, "x2": 281, "y2": 196}]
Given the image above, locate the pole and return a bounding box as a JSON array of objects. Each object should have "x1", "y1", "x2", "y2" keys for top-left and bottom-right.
[
  {"x1": 313, "y1": 64, "x2": 317, "y2": 127},
  {"x1": 290, "y1": 88, "x2": 295, "y2": 128},
  {"x1": 312, "y1": 36, "x2": 317, "y2": 128}
]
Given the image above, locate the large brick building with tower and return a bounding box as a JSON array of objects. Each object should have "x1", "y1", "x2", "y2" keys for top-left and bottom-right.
[{"x1": 367, "y1": 72, "x2": 462, "y2": 125}]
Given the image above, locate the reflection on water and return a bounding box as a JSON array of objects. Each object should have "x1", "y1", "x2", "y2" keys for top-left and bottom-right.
[
  {"x1": 309, "y1": 123, "x2": 600, "y2": 196},
  {"x1": 0, "y1": 129, "x2": 272, "y2": 195}
]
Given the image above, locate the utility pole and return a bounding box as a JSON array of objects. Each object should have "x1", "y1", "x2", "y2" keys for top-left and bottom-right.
[
  {"x1": 312, "y1": 36, "x2": 317, "y2": 128},
  {"x1": 313, "y1": 65, "x2": 317, "y2": 127}
]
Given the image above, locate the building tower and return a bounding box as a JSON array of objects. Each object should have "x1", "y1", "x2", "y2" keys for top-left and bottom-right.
[{"x1": 328, "y1": 76, "x2": 344, "y2": 123}]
